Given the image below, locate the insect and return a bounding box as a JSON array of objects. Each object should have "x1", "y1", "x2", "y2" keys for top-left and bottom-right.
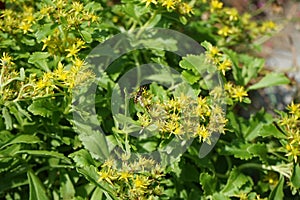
[{"x1": 133, "y1": 85, "x2": 147, "y2": 106}]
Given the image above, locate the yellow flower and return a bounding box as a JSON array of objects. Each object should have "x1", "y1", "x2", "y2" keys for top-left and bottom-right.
[
  {"x1": 41, "y1": 36, "x2": 52, "y2": 51},
  {"x1": 287, "y1": 102, "x2": 300, "y2": 116},
  {"x1": 40, "y1": 6, "x2": 53, "y2": 17},
  {"x1": 118, "y1": 171, "x2": 133, "y2": 183},
  {"x1": 217, "y1": 26, "x2": 233, "y2": 37},
  {"x1": 161, "y1": 0, "x2": 178, "y2": 10},
  {"x1": 231, "y1": 86, "x2": 248, "y2": 102},
  {"x1": 195, "y1": 125, "x2": 210, "y2": 142},
  {"x1": 210, "y1": 0, "x2": 223, "y2": 12},
  {"x1": 101, "y1": 158, "x2": 115, "y2": 169},
  {"x1": 142, "y1": 0, "x2": 158, "y2": 7},
  {"x1": 66, "y1": 44, "x2": 80, "y2": 58},
  {"x1": 224, "y1": 82, "x2": 234, "y2": 92},
  {"x1": 225, "y1": 8, "x2": 239, "y2": 21},
  {"x1": 25, "y1": 14, "x2": 35, "y2": 24},
  {"x1": 72, "y1": 57, "x2": 85, "y2": 68},
  {"x1": 179, "y1": 3, "x2": 193, "y2": 15},
  {"x1": 19, "y1": 22, "x2": 33, "y2": 34},
  {"x1": 261, "y1": 21, "x2": 276, "y2": 32},
  {"x1": 137, "y1": 112, "x2": 152, "y2": 127},
  {"x1": 196, "y1": 96, "x2": 210, "y2": 119},
  {"x1": 71, "y1": 2, "x2": 84, "y2": 13},
  {"x1": 97, "y1": 169, "x2": 117, "y2": 185},
  {"x1": 218, "y1": 59, "x2": 231, "y2": 75},
  {"x1": 0, "y1": 52, "x2": 13, "y2": 66},
  {"x1": 133, "y1": 175, "x2": 150, "y2": 189},
  {"x1": 54, "y1": 62, "x2": 68, "y2": 81},
  {"x1": 285, "y1": 144, "x2": 299, "y2": 163}
]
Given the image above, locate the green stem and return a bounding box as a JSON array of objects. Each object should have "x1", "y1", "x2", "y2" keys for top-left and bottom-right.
[{"x1": 237, "y1": 163, "x2": 263, "y2": 171}]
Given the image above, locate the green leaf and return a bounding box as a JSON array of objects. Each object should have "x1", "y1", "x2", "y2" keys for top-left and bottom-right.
[
  {"x1": 28, "y1": 100, "x2": 54, "y2": 117},
  {"x1": 74, "y1": 120, "x2": 109, "y2": 161},
  {"x1": 291, "y1": 164, "x2": 300, "y2": 189},
  {"x1": 81, "y1": 30, "x2": 92, "y2": 43},
  {"x1": 247, "y1": 143, "x2": 268, "y2": 162},
  {"x1": 258, "y1": 124, "x2": 286, "y2": 139},
  {"x1": 223, "y1": 49, "x2": 264, "y2": 86},
  {"x1": 27, "y1": 169, "x2": 50, "y2": 200},
  {"x1": 1, "y1": 134, "x2": 41, "y2": 150},
  {"x1": 248, "y1": 73, "x2": 290, "y2": 90},
  {"x1": 69, "y1": 149, "x2": 95, "y2": 167},
  {"x1": 0, "y1": 164, "x2": 28, "y2": 192},
  {"x1": 91, "y1": 187, "x2": 103, "y2": 200},
  {"x1": 28, "y1": 52, "x2": 50, "y2": 72},
  {"x1": 123, "y1": 4, "x2": 148, "y2": 20},
  {"x1": 221, "y1": 168, "x2": 253, "y2": 197},
  {"x1": 60, "y1": 170, "x2": 75, "y2": 200},
  {"x1": 35, "y1": 23, "x2": 57, "y2": 42},
  {"x1": 179, "y1": 54, "x2": 211, "y2": 75},
  {"x1": 2, "y1": 107, "x2": 13, "y2": 130},
  {"x1": 200, "y1": 173, "x2": 217, "y2": 195},
  {"x1": 16, "y1": 150, "x2": 71, "y2": 162},
  {"x1": 224, "y1": 143, "x2": 253, "y2": 160},
  {"x1": 77, "y1": 165, "x2": 117, "y2": 199},
  {"x1": 182, "y1": 70, "x2": 200, "y2": 84},
  {"x1": 146, "y1": 13, "x2": 161, "y2": 28},
  {"x1": 180, "y1": 163, "x2": 199, "y2": 182},
  {"x1": 269, "y1": 176, "x2": 284, "y2": 200},
  {"x1": 21, "y1": 37, "x2": 35, "y2": 46},
  {"x1": 240, "y1": 55, "x2": 264, "y2": 85},
  {"x1": 212, "y1": 193, "x2": 231, "y2": 200}
]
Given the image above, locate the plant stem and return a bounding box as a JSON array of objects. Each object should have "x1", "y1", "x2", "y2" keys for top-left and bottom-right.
[{"x1": 237, "y1": 163, "x2": 263, "y2": 171}]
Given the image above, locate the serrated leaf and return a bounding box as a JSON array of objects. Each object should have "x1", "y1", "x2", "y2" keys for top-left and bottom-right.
[
  {"x1": 27, "y1": 169, "x2": 50, "y2": 200},
  {"x1": 291, "y1": 164, "x2": 300, "y2": 189},
  {"x1": 221, "y1": 168, "x2": 253, "y2": 196},
  {"x1": 200, "y1": 173, "x2": 217, "y2": 195},
  {"x1": 28, "y1": 100, "x2": 53, "y2": 117},
  {"x1": 247, "y1": 143, "x2": 268, "y2": 162},
  {"x1": 179, "y1": 54, "x2": 209, "y2": 75},
  {"x1": 224, "y1": 143, "x2": 253, "y2": 160},
  {"x1": 258, "y1": 124, "x2": 286, "y2": 139},
  {"x1": 1, "y1": 134, "x2": 41, "y2": 150},
  {"x1": 182, "y1": 70, "x2": 200, "y2": 84},
  {"x1": 248, "y1": 73, "x2": 290, "y2": 90},
  {"x1": 269, "y1": 176, "x2": 284, "y2": 200}
]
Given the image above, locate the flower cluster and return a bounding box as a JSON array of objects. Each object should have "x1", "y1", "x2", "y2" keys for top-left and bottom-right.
[
  {"x1": 0, "y1": 51, "x2": 93, "y2": 102},
  {"x1": 0, "y1": 0, "x2": 100, "y2": 102},
  {"x1": 224, "y1": 82, "x2": 248, "y2": 103},
  {"x1": 141, "y1": 0, "x2": 194, "y2": 15},
  {"x1": 201, "y1": 0, "x2": 278, "y2": 46},
  {"x1": 97, "y1": 157, "x2": 165, "y2": 200},
  {"x1": 33, "y1": 59, "x2": 94, "y2": 97},
  {"x1": 278, "y1": 102, "x2": 300, "y2": 163},
  {"x1": 134, "y1": 86, "x2": 227, "y2": 144},
  {"x1": 203, "y1": 41, "x2": 232, "y2": 76}
]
